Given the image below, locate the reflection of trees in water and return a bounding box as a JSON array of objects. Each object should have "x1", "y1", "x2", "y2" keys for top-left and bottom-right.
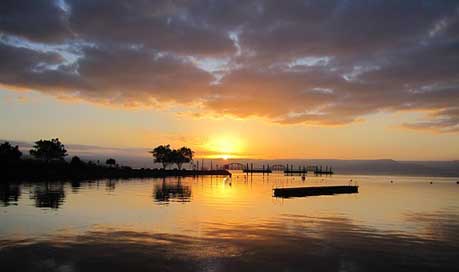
[
  {"x1": 106, "y1": 179, "x2": 117, "y2": 192},
  {"x1": 153, "y1": 178, "x2": 191, "y2": 204},
  {"x1": 0, "y1": 183, "x2": 21, "y2": 206},
  {"x1": 71, "y1": 180, "x2": 81, "y2": 193},
  {"x1": 30, "y1": 182, "x2": 66, "y2": 209},
  {"x1": 69, "y1": 179, "x2": 117, "y2": 194}
]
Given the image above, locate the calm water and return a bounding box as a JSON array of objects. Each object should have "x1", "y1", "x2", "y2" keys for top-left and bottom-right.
[{"x1": 1, "y1": 173, "x2": 458, "y2": 271}]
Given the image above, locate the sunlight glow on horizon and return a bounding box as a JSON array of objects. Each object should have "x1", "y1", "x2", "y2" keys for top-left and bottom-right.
[
  {"x1": 1, "y1": 90, "x2": 459, "y2": 161},
  {"x1": 201, "y1": 135, "x2": 246, "y2": 159}
]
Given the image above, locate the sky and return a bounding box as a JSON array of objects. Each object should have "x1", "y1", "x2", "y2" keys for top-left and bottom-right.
[{"x1": 1, "y1": 0, "x2": 459, "y2": 160}]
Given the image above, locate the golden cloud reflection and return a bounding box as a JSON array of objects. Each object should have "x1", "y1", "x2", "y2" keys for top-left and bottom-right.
[{"x1": 1, "y1": 175, "x2": 459, "y2": 272}]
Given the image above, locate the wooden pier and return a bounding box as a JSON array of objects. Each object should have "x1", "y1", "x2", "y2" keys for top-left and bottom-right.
[
  {"x1": 284, "y1": 164, "x2": 307, "y2": 175},
  {"x1": 313, "y1": 165, "x2": 334, "y2": 175},
  {"x1": 273, "y1": 185, "x2": 358, "y2": 198},
  {"x1": 241, "y1": 163, "x2": 272, "y2": 174},
  {"x1": 222, "y1": 162, "x2": 335, "y2": 175},
  {"x1": 243, "y1": 169, "x2": 272, "y2": 173}
]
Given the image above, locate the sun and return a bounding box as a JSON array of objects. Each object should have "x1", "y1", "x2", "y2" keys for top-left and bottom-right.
[{"x1": 203, "y1": 135, "x2": 244, "y2": 159}]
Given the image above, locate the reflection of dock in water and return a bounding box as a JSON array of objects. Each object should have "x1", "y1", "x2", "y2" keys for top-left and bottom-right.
[{"x1": 273, "y1": 185, "x2": 358, "y2": 198}]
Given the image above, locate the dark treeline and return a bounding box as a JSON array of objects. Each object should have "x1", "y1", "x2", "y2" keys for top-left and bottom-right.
[{"x1": 0, "y1": 139, "x2": 229, "y2": 182}]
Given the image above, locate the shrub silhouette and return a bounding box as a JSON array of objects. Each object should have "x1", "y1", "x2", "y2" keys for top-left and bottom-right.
[
  {"x1": 70, "y1": 156, "x2": 85, "y2": 167},
  {"x1": 0, "y1": 142, "x2": 22, "y2": 162},
  {"x1": 106, "y1": 158, "x2": 116, "y2": 167}
]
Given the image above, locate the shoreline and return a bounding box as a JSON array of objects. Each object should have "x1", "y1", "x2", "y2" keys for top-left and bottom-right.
[{"x1": 1, "y1": 160, "x2": 231, "y2": 182}]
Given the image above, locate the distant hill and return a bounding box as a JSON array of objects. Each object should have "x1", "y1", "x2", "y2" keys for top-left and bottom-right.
[{"x1": 224, "y1": 159, "x2": 459, "y2": 177}]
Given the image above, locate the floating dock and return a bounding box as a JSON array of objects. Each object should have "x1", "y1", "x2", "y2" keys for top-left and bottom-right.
[{"x1": 273, "y1": 185, "x2": 358, "y2": 198}]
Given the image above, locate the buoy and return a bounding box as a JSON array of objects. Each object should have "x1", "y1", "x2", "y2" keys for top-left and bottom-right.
[{"x1": 430, "y1": 181, "x2": 433, "y2": 184}]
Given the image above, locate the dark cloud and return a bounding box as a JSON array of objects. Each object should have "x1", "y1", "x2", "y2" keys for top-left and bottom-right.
[
  {"x1": 74, "y1": 46, "x2": 214, "y2": 105},
  {"x1": 0, "y1": 42, "x2": 85, "y2": 94},
  {"x1": 1, "y1": 0, "x2": 459, "y2": 132},
  {"x1": 0, "y1": 42, "x2": 214, "y2": 106},
  {"x1": 0, "y1": 0, "x2": 70, "y2": 42},
  {"x1": 68, "y1": 0, "x2": 235, "y2": 56}
]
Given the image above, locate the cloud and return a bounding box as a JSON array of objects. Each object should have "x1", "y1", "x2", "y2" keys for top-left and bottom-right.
[
  {"x1": 402, "y1": 108, "x2": 459, "y2": 133},
  {"x1": 68, "y1": 0, "x2": 235, "y2": 56},
  {"x1": 1, "y1": 0, "x2": 459, "y2": 132},
  {"x1": 0, "y1": 0, "x2": 71, "y2": 42}
]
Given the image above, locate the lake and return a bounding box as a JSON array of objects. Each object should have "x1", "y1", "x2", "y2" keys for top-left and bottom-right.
[{"x1": 1, "y1": 173, "x2": 458, "y2": 271}]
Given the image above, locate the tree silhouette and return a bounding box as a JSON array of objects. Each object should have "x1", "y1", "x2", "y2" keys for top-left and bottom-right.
[
  {"x1": 106, "y1": 158, "x2": 116, "y2": 167},
  {"x1": 29, "y1": 138, "x2": 67, "y2": 162},
  {"x1": 70, "y1": 156, "x2": 84, "y2": 166},
  {"x1": 0, "y1": 142, "x2": 22, "y2": 162},
  {"x1": 173, "y1": 147, "x2": 194, "y2": 170},
  {"x1": 150, "y1": 145, "x2": 174, "y2": 169}
]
